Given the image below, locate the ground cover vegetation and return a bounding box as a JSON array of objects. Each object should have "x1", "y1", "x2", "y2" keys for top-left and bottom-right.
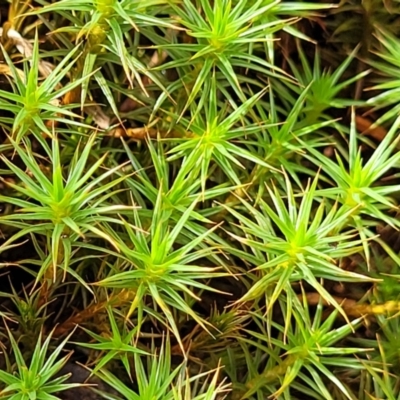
[{"x1": 1, "y1": 0, "x2": 400, "y2": 399}]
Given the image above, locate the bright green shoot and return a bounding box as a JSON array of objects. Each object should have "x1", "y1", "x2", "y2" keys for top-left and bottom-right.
[
  {"x1": 249, "y1": 82, "x2": 334, "y2": 193},
  {"x1": 155, "y1": 0, "x2": 294, "y2": 113},
  {"x1": 74, "y1": 307, "x2": 148, "y2": 376},
  {"x1": 287, "y1": 43, "x2": 368, "y2": 126},
  {"x1": 306, "y1": 112, "x2": 400, "y2": 264},
  {"x1": 95, "y1": 192, "x2": 227, "y2": 350},
  {"x1": 93, "y1": 338, "x2": 230, "y2": 400},
  {"x1": 0, "y1": 328, "x2": 80, "y2": 400},
  {"x1": 0, "y1": 134, "x2": 131, "y2": 281},
  {"x1": 241, "y1": 293, "x2": 369, "y2": 399},
  {"x1": 224, "y1": 171, "x2": 372, "y2": 320},
  {"x1": 166, "y1": 74, "x2": 276, "y2": 191},
  {"x1": 0, "y1": 35, "x2": 89, "y2": 144},
  {"x1": 122, "y1": 137, "x2": 234, "y2": 223},
  {"x1": 31, "y1": 0, "x2": 176, "y2": 107},
  {"x1": 366, "y1": 28, "x2": 400, "y2": 126},
  {"x1": 231, "y1": 0, "x2": 335, "y2": 64}
]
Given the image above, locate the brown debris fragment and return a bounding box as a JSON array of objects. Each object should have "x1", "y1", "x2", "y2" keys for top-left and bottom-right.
[{"x1": 356, "y1": 115, "x2": 387, "y2": 142}]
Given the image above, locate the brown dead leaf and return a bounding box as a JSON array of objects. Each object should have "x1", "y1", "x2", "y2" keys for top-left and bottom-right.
[
  {"x1": 356, "y1": 115, "x2": 387, "y2": 142},
  {"x1": 112, "y1": 127, "x2": 158, "y2": 139},
  {"x1": 299, "y1": 293, "x2": 400, "y2": 318},
  {"x1": 85, "y1": 105, "x2": 111, "y2": 129},
  {"x1": 0, "y1": 64, "x2": 24, "y2": 80},
  {"x1": 0, "y1": 27, "x2": 55, "y2": 79},
  {"x1": 62, "y1": 86, "x2": 81, "y2": 106}
]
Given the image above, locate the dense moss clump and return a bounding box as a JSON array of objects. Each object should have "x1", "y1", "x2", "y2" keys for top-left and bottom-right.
[{"x1": 1, "y1": 1, "x2": 400, "y2": 399}]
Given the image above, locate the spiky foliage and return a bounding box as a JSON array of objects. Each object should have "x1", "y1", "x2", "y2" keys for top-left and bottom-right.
[{"x1": 1, "y1": 1, "x2": 400, "y2": 399}]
